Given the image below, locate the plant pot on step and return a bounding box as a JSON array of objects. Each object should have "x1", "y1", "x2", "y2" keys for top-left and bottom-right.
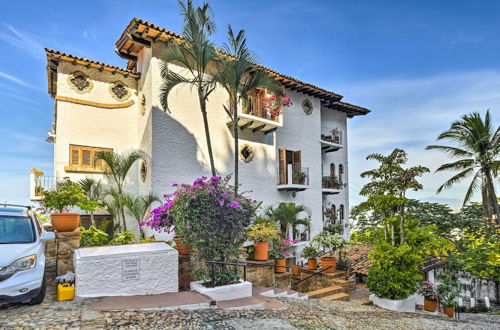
[
  {"x1": 443, "y1": 306, "x2": 455, "y2": 318},
  {"x1": 307, "y1": 258, "x2": 317, "y2": 270},
  {"x1": 274, "y1": 259, "x2": 286, "y2": 273},
  {"x1": 51, "y1": 213, "x2": 80, "y2": 232},
  {"x1": 424, "y1": 299, "x2": 439, "y2": 312},
  {"x1": 292, "y1": 265, "x2": 301, "y2": 276},
  {"x1": 321, "y1": 257, "x2": 337, "y2": 273},
  {"x1": 174, "y1": 237, "x2": 192, "y2": 255},
  {"x1": 253, "y1": 241, "x2": 269, "y2": 261}
]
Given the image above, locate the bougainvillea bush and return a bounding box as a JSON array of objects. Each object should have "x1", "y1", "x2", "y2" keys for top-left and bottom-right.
[{"x1": 141, "y1": 176, "x2": 257, "y2": 286}]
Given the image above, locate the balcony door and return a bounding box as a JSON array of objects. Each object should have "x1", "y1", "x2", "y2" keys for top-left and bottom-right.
[{"x1": 278, "y1": 148, "x2": 301, "y2": 184}]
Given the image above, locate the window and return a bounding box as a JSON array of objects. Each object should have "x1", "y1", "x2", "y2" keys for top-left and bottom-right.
[
  {"x1": 330, "y1": 163, "x2": 335, "y2": 177},
  {"x1": 339, "y1": 164, "x2": 344, "y2": 184},
  {"x1": 339, "y1": 204, "x2": 344, "y2": 221},
  {"x1": 278, "y1": 148, "x2": 302, "y2": 184},
  {"x1": 0, "y1": 216, "x2": 35, "y2": 244},
  {"x1": 243, "y1": 88, "x2": 267, "y2": 119},
  {"x1": 65, "y1": 145, "x2": 112, "y2": 173}
]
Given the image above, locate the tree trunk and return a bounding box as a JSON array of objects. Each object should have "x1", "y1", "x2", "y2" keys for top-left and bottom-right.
[
  {"x1": 391, "y1": 222, "x2": 395, "y2": 246},
  {"x1": 232, "y1": 97, "x2": 239, "y2": 194},
  {"x1": 90, "y1": 211, "x2": 95, "y2": 227},
  {"x1": 198, "y1": 90, "x2": 216, "y2": 177},
  {"x1": 399, "y1": 202, "x2": 405, "y2": 245},
  {"x1": 121, "y1": 207, "x2": 127, "y2": 231},
  {"x1": 483, "y1": 168, "x2": 500, "y2": 225}
]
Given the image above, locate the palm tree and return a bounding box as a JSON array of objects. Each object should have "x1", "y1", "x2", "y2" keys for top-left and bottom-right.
[
  {"x1": 122, "y1": 192, "x2": 161, "y2": 239},
  {"x1": 427, "y1": 110, "x2": 500, "y2": 225},
  {"x1": 78, "y1": 178, "x2": 104, "y2": 226},
  {"x1": 214, "y1": 26, "x2": 284, "y2": 193},
  {"x1": 97, "y1": 150, "x2": 144, "y2": 231},
  {"x1": 264, "y1": 202, "x2": 311, "y2": 239},
  {"x1": 158, "y1": 0, "x2": 218, "y2": 176}
]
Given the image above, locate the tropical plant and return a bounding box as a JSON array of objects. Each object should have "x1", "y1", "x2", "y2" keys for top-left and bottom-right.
[
  {"x1": 42, "y1": 180, "x2": 87, "y2": 213},
  {"x1": 97, "y1": 150, "x2": 144, "y2": 231},
  {"x1": 214, "y1": 26, "x2": 284, "y2": 193},
  {"x1": 336, "y1": 256, "x2": 351, "y2": 271},
  {"x1": 122, "y1": 192, "x2": 161, "y2": 239},
  {"x1": 418, "y1": 281, "x2": 439, "y2": 301},
  {"x1": 437, "y1": 274, "x2": 460, "y2": 307},
  {"x1": 311, "y1": 231, "x2": 347, "y2": 256},
  {"x1": 302, "y1": 246, "x2": 322, "y2": 259},
  {"x1": 158, "y1": 0, "x2": 218, "y2": 176},
  {"x1": 78, "y1": 178, "x2": 105, "y2": 226},
  {"x1": 263, "y1": 202, "x2": 311, "y2": 239},
  {"x1": 79, "y1": 223, "x2": 110, "y2": 247},
  {"x1": 292, "y1": 170, "x2": 307, "y2": 183},
  {"x1": 110, "y1": 230, "x2": 136, "y2": 245},
  {"x1": 142, "y1": 176, "x2": 257, "y2": 286},
  {"x1": 247, "y1": 222, "x2": 280, "y2": 242},
  {"x1": 426, "y1": 111, "x2": 500, "y2": 225}
]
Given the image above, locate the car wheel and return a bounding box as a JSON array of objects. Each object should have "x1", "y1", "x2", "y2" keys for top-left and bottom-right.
[{"x1": 28, "y1": 272, "x2": 47, "y2": 305}]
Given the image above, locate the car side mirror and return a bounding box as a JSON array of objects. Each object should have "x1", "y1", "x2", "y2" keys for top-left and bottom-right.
[{"x1": 41, "y1": 231, "x2": 55, "y2": 242}]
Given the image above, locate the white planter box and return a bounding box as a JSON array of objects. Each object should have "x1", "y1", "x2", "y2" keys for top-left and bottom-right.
[
  {"x1": 74, "y1": 242, "x2": 178, "y2": 297},
  {"x1": 190, "y1": 280, "x2": 252, "y2": 301},
  {"x1": 369, "y1": 293, "x2": 417, "y2": 313}
]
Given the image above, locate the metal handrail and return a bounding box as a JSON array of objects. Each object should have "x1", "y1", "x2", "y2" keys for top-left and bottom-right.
[{"x1": 291, "y1": 266, "x2": 333, "y2": 287}]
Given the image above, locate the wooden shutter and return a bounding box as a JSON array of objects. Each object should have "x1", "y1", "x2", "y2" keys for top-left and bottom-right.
[
  {"x1": 292, "y1": 151, "x2": 301, "y2": 184},
  {"x1": 279, "y1": 148, "x2": 287, "y2": 184},
  {"x1": 70, "y1": 146, "x2": 80, "y2": 166},
  {"x1": 81, "y1": 148, "x2": 92, "y2": 166}
]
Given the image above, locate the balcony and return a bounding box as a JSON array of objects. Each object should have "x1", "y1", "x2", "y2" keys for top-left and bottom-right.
[
  {"x1": 321, "y1": 175, "x2": 343, "y2": 195},
  {"x1": 226, "y1": 91, "x2": 283, "y2": 134},
  {"x1": 277, "y1": 164, "x2": 309, "y2": 192},
  {"x1": 320, "y1": 129, "x2": 343, "y2": 153},
  {"x1": 30, "y1": 171, "x2": 55, "y2": 201}
]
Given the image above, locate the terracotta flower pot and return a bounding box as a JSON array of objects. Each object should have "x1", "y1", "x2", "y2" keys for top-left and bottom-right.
[
  {"x1": 307, "y1": 258, "x2": 317, "y2": 270},
  {"x1": 443, "y1": 306, "x2": 455, "y2": 318},
  {"x1": 292, "y1": 265, "x2": 301, "y2": 277},
  {"x1": 51, "y1": 213, "x2": 80, "y2": 232},
  {"x1": 274, "y1": 258, "x2": 286, "y2": 273},
  {"x1": 424, "y1": 299, "x2": 439, "y2": 312},
  {"x1": 321, "y1": 257, "x2": 337, "y2": 273},
  {"x1": 174, "y1": 237, "x2": 192, "y2": 255},
  {"x1": 253, "y1": 241, "x2": 269, "y2": 261}
]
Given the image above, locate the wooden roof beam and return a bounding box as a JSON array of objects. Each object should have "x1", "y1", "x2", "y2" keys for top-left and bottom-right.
[
  {"x1": 129, "y1": 33, "x2": 151, "y2": 48},
  {"x1": 252, "y1": 124, "x2": 266, "y2": 132}
]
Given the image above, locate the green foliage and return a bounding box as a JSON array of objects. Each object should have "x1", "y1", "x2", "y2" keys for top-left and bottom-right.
[
  {"x1": 79, "y1": 223, "x2": 110, "y2": 247},
  {"x1": 302, "y1": 246, "x2": 322, "y2": 259},
  {"x1": 311, "y1": 231, "x2": 347, "y2": 255},
  {"x1": 437, "y1": 274, "x2": 460, "y2": 307},
  {"x1": 110, "y1": 230, "x2": 136, "y2": 245},
  {"x1": 42, "y1": 181, "x2": 88, "y2": 213},
  {"x1": 336, "y1": 256, "x2": 351, "y2": 271},
  {"x1": 247, "y1": 222, "x2": 280, "y2": 242},
  {"x1": 263, "y1": 203, "x2": 311, "y2": 239},
  {"x1": 366, "y1": 243, "x2": 423, "y2": 300}
]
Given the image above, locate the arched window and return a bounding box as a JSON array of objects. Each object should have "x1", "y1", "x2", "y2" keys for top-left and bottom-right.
[
  {"x1": 339, "y1": 204, "x2": 344, "y2": 221},
  {"x1": 330, "y1": 163, "x2": 335, "y2": 177},
  {"x1": 338, "y1": 164, "x2": 344, "y2": 184}
]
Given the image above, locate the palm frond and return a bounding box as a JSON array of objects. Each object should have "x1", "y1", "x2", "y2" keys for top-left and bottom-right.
[{"x1": 436, "y1": 167, "x2": 476, "y2": 194}]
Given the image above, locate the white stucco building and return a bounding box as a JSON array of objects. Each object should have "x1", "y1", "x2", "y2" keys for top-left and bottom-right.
[{"x1": 31, "y1": 18, "x2": 370, "y2": 240}]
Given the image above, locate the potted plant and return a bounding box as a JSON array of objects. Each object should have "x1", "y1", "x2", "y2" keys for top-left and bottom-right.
[
  {"x1": 247, "y1": 222, "x2": 280, "y2": 261},
  {"x1": 437, "y1": 274, "x2": 459, "y2": 317},
  {"x1": 302, "y1": 245, "x2": 321, "y2": 270},
  {"x1": 292, "y1": 170, "x2": 307, "y2": 185},
  {"x1": 270, "y1": 236, "x2": 297, "y2": 273},
  {"x1": 42, "y1": 181, "x2": 87, "y2": 232},
  {"x1": 418, "y1": 281, "x2": 439, "y2": 312},
  {"x1": 173, "y1": 237, "x2": 192, "y2": 255},
  {"x1": 311, "y1": 231, "x2": 347, "y2": 273}
]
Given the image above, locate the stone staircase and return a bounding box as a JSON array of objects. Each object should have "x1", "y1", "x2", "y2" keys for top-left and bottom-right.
[
  {"x1": 254, "y1": 286, "x2": 308, "y2": 301},
  {"x1": 306, "y1": 285, "x2": 350, "y2": 301},
  {"x1": 299, "y1": 270, "x2": 356, "y2": 302}
]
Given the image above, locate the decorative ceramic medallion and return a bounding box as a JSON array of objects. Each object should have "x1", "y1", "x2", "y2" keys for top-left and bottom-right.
[
  {"x1": 68, "y1": 71, "x2": 93, "y2": 93},
  {"x1": 109, "y1": 81, "x2": 130, "y2": 101},
  {"x1": 239, "y1": 144, "x2": 255, "y2": 163},
  {"x1": 302, "y1": 99, "x2": 313, "y2": 115},
  {"x1": 140, "y1": 94, "x2": 146, "y2": 116},
  {"x1": 140, "y1": 161, "x2": 147, "y2": 182}
]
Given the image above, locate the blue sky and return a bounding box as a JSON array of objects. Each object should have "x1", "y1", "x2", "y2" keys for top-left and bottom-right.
[{"x1": 0, "y1": 0, "x2": 498, "y2": 208}]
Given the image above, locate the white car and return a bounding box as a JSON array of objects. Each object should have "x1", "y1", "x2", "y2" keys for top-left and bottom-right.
[{"x1": 0, "y1": 204, "x2": 55, "y2": 305}]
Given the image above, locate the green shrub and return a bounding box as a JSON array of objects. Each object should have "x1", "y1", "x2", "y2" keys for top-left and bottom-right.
[
  {"x1": 302, "y1": 246, "x2": 322, "y2": 259},
  {"x1": 42, "y1": 181, "x2": 87, "y2": 213},
  {"x1": 366, "y1": 243, "x2": 423, "y2": 300},
  {"x1": 110, "y1": 230, "x2": 135, "y2": 244},
  {"x1": 80, "y1": 224, "x2": 110, "y2": 247}
]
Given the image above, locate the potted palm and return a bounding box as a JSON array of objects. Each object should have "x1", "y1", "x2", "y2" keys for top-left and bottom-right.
[
  {"x1": 418, "y1": 281, "x2": 439, "y2": 312},
  {"x1": 311, "y1": 231, "x2": 347, "y2": 273},
  {"x1": 42, "y1": 181, "x2": 87, "y2": 232},
  {"x1": 247, "y1": 222, "x2": 280, "y2": 261},
  {"x1": 292, "y1": 170, "x2": 307, "y2": 185},
  {"x1": 302, "y1": 245, "x2": 321, "y2": 270},
  {"x1": 437, "y1": 275, "x2": 459, "y2": 317}
]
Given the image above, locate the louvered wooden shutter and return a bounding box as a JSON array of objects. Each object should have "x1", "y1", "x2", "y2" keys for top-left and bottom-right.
[
  {"x1": 292, "y1": 151, "x2": 301, "y2": 184},
  {"x1": 81, "y1": 148, "x2": 92, "y2": 166},
  {"x1": 70, "y1": 146, "x2": 80, "y2": 166},
  {"x1": 279, "y1": 148, "x2": 287, "y2": 184}
]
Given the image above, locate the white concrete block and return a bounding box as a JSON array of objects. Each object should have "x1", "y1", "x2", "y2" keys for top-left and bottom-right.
[
  {"x1": 190, "y1": 280, "x2": 252, "y2": 301},
  {"x1": 369, "y1": 293, "x2": 417, "y2": 313}
]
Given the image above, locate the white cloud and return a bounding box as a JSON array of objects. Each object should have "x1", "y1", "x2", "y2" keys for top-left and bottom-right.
[
  {"x1": 0, "y1": 23, "x2": 45, "y2": 60},
  {"x1": 0, "y1": 71, "x2": 41, "y2": 90}
]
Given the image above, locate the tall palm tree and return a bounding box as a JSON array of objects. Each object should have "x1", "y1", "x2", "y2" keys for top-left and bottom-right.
[
  {"x1": 214, "y1": 26, "x2": 284, "y2": 193},
  {"x1": 122, "y1": 192, "x2": 161, "y2": 239},
  {"x1": 97, "y1": 150, "x2": 144, "y2": 231},
  {"x1": 159, "y1": 0, "x2": 218, "y2": 176},
  {"x1": 427, "y1": 110, "x2": 500, "y2": 225},
  {"x1": 78, "y1": 178, "x2": 104, "y2": 226},
  {"x1": 264, "y1": 202, "x2": 311, "y2": 239}
]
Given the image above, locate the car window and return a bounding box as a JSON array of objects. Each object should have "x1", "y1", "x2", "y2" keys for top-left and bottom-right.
[{"x1": 0, "y1": 216, "x2": 36, "y2": 244}]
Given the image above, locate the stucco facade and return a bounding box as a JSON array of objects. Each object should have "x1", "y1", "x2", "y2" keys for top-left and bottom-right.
[{"x1": 38, "y1": 19, "x2": 370, "y2": 241}]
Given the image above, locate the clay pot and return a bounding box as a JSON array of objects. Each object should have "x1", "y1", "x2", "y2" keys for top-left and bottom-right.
[
  {"x1": 443, "y1": 306, "x2": 455, "y2": 318},
  {"x1": 274, "y1": 259, "x2": 286, "y2": 273},
  {"x1": 253, "y1": 241, "x2": 269, "y2": 261},
  {"x1": 321, "y1": 257, "x2": 337, "y2": 273},
  {"x1": 424, "y1": 299, "x2": 439, "y2": 312},
  {"x1": 292, "y1": 265, "x2": 301, "y2": 277},
  {"x1": 173, "y1": 237, "x2": 192, "y2": 255},
  {"x1": 51, "y1": 213, "x2": 80, "y2": 232},
  {"x1": 307, "y1": 258, "x2": 317, "y2": 270}
]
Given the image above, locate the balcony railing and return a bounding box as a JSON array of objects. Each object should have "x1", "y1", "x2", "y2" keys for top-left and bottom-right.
[
  {"x1": 243, "y1": 95, "x2": 280, "y2": 122},
  {"x1": 320, "y1": 128, "x2": 343, "y2": 152},
  {"x1": 30, "y1": 172, "x2": 55, "y2": 201},
  {"x1": 227, "y1": 94, "x2": 283, "y2": 134},
  {"x1": 322, "y1": 175, "x2": 343, "y2": 195},
  {"x1": 277, "y1": 165, "x2": 309, "y2": 191}
]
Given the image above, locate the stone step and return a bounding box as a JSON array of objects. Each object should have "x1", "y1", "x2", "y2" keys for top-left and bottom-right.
[
  {"x1": 307, "y1": 285, "x2": 343, "y2": 299},
  {"x1": 331, "y1": 279, "x2": 357, "y2": 292},
  {"x1": 322, "y1": 292, "x2": 350, "y2": 301},
  {"x1": 216, "y1": 297, "x2": 266, "y2": 310}
]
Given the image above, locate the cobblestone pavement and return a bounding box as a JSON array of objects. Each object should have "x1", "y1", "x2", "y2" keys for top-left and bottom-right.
[{"x1": 1, "y1": 287, "x2": 498, "y2": 329}]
